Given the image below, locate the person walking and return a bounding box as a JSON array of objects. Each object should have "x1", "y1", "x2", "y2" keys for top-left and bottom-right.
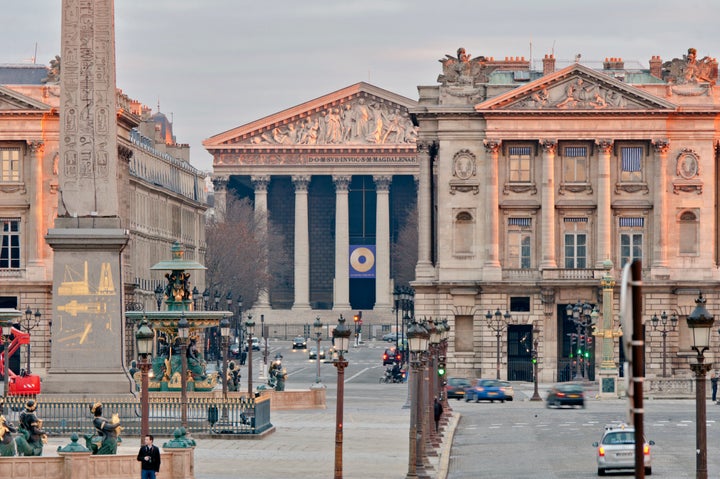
[
  {"x1": 137, "y1": 434, "x2": 161, "y2": 479},
  {"x1": 433, "y1": 397, "x2": 444, "y2": 432},
  {"x1": 711, "y1": 371, "x2": 718, "y2": 403}
]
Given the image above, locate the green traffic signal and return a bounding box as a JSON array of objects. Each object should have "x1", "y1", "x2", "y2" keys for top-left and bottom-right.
[{"x1": 438, "y1": 363, "x2": 446, "y2": 377}]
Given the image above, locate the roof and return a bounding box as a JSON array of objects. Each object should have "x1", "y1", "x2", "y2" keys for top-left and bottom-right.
[{"x1": 0, "y1": 64, "x2": 48, "y2": 85}]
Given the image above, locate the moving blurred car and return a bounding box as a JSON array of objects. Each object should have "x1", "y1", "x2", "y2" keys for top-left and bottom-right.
[
  {"x1": 593, "y1": 423, "x2": 654, "y2": 476},
  {"x1": 245, "y1": 337, "x2": 261, "y2": 351},
  {"x1": 499, "y1": 381, "x2": 514, "y2": 401},
  {"x1": 382, "y1": 348, "x2": 402, "y2": 366},
  {"x1": 445, "y1": 377, "x2": 471, "y2": 400},
  {"x1": 381, "y1": 332, "x2": 406, "y2": 342},
  {"x1": 546, "y1": 383, "x2": 585, "y2": 408},
  {"x1": 229, "y1": 341, "x2": 240, "y2": 358},
  {"x1": 292, "y1": 336, "x2": 307, "y2": 349},
  {"x1": 464, "y1": 379, "x2": 506, "y2": 403},
  {"x1": 308, "y1": 346, "x2": 325, "y2": 360}
]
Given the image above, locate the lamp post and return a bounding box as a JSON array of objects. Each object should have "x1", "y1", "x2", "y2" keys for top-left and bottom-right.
[
  {"x1": 332, "y1": 315, "x2": 351, "y2": 479},
  {"x1": 1, "y1": 318, "x2": 11, "y2": 415},
  {"x1": 246, "y1": 315, "x2": 255, "y2": 398},
  {"x1": 220, "y1": 316, "x2": 230, "y2": 399},
  {"x1": 202, "y1": 288, "x2": 210, "y2": 311},
  {"x1": 650, "y1": 311, "x2": 678, "y2": 378},
  {"x1": 406, "y1": 319, "x2": 429, "y2": 479},
  {"x1": 687, "y1": 293, "x2": 714, "y2": 479},
  {"x1": 565, "y1": 301, "x2": 596, "y2": 380},
  {"x1": 313, "y1": 316, "x2": 323, "y2": 385},
  {"x1": 191, "y1": 286, "x2": 199, "y2": 310},
  {"x1": 135, "y1": 318, "x2": 154, "y2": 443},
  {"x1": 177, "y1": 313, "x2": 190, "y2": 429},
  {"x1": 154, "y1": 285, "x2": 164, "y2": 311},
  {"x1": 21, "y1": 307, "x2": 41, "y2": 374},
  {"x1": 393, "y1": 286, "x2": 401, "y2": 351},
  {"x1": 530, "y1": 328, "x2": 542, "y2": 401},
  {"x1": 236, "y1": 294, "x2": 243, "y2": 342},
  {"x1": 485, "y1": 309, "x2": 513, "y2": 380}
]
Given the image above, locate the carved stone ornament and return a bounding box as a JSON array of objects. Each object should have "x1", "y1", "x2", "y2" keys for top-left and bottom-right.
[
  {"x1": 615, "y1": 182, "x2": 649, "y2": 195},
  {"x1": 437, "y1": 47, "x2": 497, "y2": 87},
  {"x1": 452, "y1": 150, "x2": 476, "y2": 180},
  {"x1": 676, "y1": 149, "x2": 699, "y2": 179},
  {"x1": 511, "y1": 79, "x2": 639, "y2": 110},
  {"x1": 662, "y1": 48, "x2": 718, "y2": 85}
]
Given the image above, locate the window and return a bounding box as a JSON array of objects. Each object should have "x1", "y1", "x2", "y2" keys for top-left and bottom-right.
[
  {"x1": 563, "y1": 217, "x2": 588, "y2": 268},
  {"x1": 510, "y1": 297, "x2": 531, "y2": 312},
  {"x1": 507, "y1": 217, "x2": 532, "y2": 268},
  {"x1": 453, "y1": 211, "x2": 474, "y2": 256},
  {"x1": 678, "y1": 211, "x2": 698, "y2": 255},
  {"x1": 508, "y1": 146, "x2": 531, "y2": 183},
  {"x1": 620, "y1": 146, "x2": 643, "y2": 182},
  {"x1": 0, "y1": 148, "x2": 20, "y2": 182},
  {"x1": 0, "y1": 219, "x2": 20, "y2": 269},
  {"x1": 619, "y1": 217, "x2": 644, "y2": 266},
  {"x1": 454, "y1": 315, "x2": 473, "y2": 352},
  {"x1": 562, "y1": 146, "x2": 588, "y2": 183}
]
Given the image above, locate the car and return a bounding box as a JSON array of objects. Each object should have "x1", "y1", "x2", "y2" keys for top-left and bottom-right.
[
  {"x1": 499, "y1": 381, "x2": 514, "y2": 401},
  {"x1": 381, "y1": 332, "x2": 406, "y2": 343},
  {"x1": 382, "y1": 348, "x2": 402, "y2": 366},
  {"x1": 292, "y1": 336, "x2": 307, "y2": 349},
  {"x1": 229, "y1": 341, "x2": 240, "y2": 358},
  {"x1": 245, "y1": 337, "x2": 261, "y2": 351},
  {"x1": 308, "y1": 346, "x2": 325, "y2": 360},
  {"x1": 464, "y1": 379, "x2": 506, "y2": 403},
  {"x1": 546, "y1": 383, "x2": 585, "y2": 408},
  {"x1": 593, "y1": 423, "x2": 654, "y2": 476},
  {"x1": 445, "y1": 377, "x2": 471, "y2": 400}
]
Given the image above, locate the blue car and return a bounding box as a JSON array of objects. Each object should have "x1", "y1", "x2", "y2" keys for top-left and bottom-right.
[{"x1": 464, "y1": 379, "x2": 507, "y2": 403}]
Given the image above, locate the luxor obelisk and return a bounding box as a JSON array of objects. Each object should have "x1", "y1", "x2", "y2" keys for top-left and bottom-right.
[{"x1": 43, "y1": 0, "x2": 130, "y2": 393}]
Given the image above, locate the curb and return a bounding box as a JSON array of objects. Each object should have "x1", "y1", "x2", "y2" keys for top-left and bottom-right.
[{"x1": 436, "y1": 412, "x2": 460, "y2": 479}]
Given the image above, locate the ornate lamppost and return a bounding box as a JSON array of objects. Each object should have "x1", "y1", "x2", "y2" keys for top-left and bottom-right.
[
  {"x1": 1, "y1": 317, "x2": 11, "y2": 415},
  {"x1": 565, "y1": 301, "x2": 596, "y2": 380},
  {"x1": 687, "y1": 293, "x2": 714, "y2": 479},
  {"x1": 485, "y1": 309, "x2": 513, "y2": 380},
  {"x1": 202, "y1": 288, "x2": 210, "y2": 311},
  {"x1": 154, "y1": 285, "x2": 164, "y2": 311},
  {"x1": 246, "y1": 315, "x2": 255, "y2": 398},
  {"x1": 135, "y1": 318, "x2": 154, "y2": 443},
  {"x1": 393, "y1": 286, "x2": 401, "y2": 351},
  {"x1": 191, "y1": 286, "x2": 199, "y2": 310},
  {"x1": 20, "y1": 307, "x2": 41, "y2": 374},
  {"x1": 405, "y1": 319, "x2": 429, "y2": 479},
  {"x1": 650, "y1": 311, "x2": 678, "y2": 378},
  {"x1": 332, "y1": 315, "x2": 351, "y2": 479},
  {"x1": 177, "y1": 313, "x2": 190, "y2": 428},
  {"x1": 220, "y1": 316, "x2": 230, "y2": 399},
  {"x1": 313, "y1": 316, "x2": 324, "y2": 385},
  {"x1": 530, "y1": 327, "x2": 542, "y2": 401},
  {"x1": 236, "y1": 294, "x2": 243, "y2": 343}
]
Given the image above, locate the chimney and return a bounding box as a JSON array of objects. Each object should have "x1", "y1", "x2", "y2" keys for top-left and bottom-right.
[
  {"x1": 649, "y1": 55, "x2": 662, "y2": 79},
  {"x1": 542, "y1": 54, "x2": 556, "y2": 75},
  {"x1": 603, "y1": 57, "x2": 624, "y2": 70}
]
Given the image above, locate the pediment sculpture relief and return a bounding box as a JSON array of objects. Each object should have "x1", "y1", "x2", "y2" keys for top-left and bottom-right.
[
  {"x1": 662, "y1": 48, "x2": 718, "y2": 85},
  {"x1": 511, "y1": 78, "x2": 640, "y2": 110},
  {"x1": 248, "y1": 98, "x2": 417, "y2": 146}
]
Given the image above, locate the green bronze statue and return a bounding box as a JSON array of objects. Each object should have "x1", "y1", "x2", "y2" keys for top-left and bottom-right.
[
  {"x1": 14, "y1": 399, "x2": 46, "y2": 456},
  {"x1": 0, "y1": 406, "x2": 17, "y2": 456},
  {"x1": 85, "y1": 402, "x2": 122, "y2": 455}
]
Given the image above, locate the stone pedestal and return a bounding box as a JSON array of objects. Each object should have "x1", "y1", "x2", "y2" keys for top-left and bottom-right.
[{"x1": 598, "y1": 370, "x2": 619, "y2": 399}]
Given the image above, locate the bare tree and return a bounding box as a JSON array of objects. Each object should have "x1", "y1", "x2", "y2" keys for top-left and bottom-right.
[{"x1": 391, "y1": 204, "x2": 418, "y2": 288}]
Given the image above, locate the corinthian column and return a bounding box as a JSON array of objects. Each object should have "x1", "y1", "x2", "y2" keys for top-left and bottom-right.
[
  {"x1": 212, "y1": 177, "x2": 228, "y2": 222},
  {"x1": 333, "y1": 175, "x2": 351, "y2": 310},
  {"x1": 595, "y1": 139, "x2": 613, "y2": 267},
  {"x1": 374, "y1": 175, "x2": 392, "y2": 310},
  {"x1": 540, "y1": 139, "x2": 558, "y2": 269},
  {"x1": 652, "y1": 139, "x2": 670, "y2": 271},
  {"x1": 252, "y1": 175, "x2": 271, "y2": 308},
  {"x1": 483, "y1": 140, "x2": 501, "y2": 270},
  {"x1": 292, "y1": 176, "x2": 311, "y2": 310},
  {"x1": 415, "y1": 141, "x2": 434, "y2": 280},
  {"x1": 27, "y1": 141, "x2": 45, "y2": 269}
]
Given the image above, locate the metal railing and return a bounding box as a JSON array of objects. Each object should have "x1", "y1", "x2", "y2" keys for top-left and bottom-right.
[{"x1": 4, "y1": 394, "x2": 272, "y2": 437}]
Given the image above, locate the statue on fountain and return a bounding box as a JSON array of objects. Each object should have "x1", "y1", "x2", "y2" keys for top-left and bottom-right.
[
  {"x1": 15, "y1": 399, "x2": 47, "y2": 456},
  {"x1": 0, "y1": 400, "x2": 17, "y2": 456},
  {"x1": 85, "y1": 402, "x2": 122, "y2": 455}
]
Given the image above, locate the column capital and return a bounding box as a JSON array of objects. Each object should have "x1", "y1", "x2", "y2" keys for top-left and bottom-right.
[
  {"x1": 117, "y1": 144, "x2": 133, "y2": 162},
  {"x1": 540, "y1": 139, "x2": 557, "y2": 153},
  {"x1": 595, "y1": 139, "x2": 614, "y2": 154},
  {"x1": 333, "y1": 175, "x2": 351, "y2": 191},
  {"x1": 373, "y1": 175, "x2": 392, "y2": 191},
  {"x1": 212, "y1": 176, "x2": 229, "y2": 190},
  {"x1": 417, "y1": 140, "x2": 434, "y2": 154},
  {"x1": 483, "y1": 139, "x2": 501, "y2": 154},
  {"x1": 652, "y1": 138, "x2": 670, "y2": 154},
  {"x1": 251, "y1": 175, "x2": 270, "y2": 191},
  {"x1": 292, "y1": 175, "x2": 311, "y2": 191},
  {"x1": 27, "y1": 140, "x2": 44, "y2": 154}
]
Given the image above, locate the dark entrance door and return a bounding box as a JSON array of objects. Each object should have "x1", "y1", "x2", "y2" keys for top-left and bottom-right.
[
  {"x1": 508, "y1": 324, "x2": 533, "y2": 382},
  {"x1": 557, "y1": 304, "x2": 595, "y2": 382}
]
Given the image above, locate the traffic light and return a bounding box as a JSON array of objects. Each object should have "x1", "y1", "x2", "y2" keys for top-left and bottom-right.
[
  {"x1": 437, "y1": 362, "x2": 446, "y2": 377},
  {"x1": 531, "y1": 350, "x2": 538, "y2": 364}
]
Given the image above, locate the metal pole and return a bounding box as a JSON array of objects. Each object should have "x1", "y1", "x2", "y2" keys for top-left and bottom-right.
[
  {"x1": 222, "y1": 335, "x2": 228, "y2": 399},
  {"x1": 180, "y1": 340, "x2": 188, "y2": 429},
  {"x1": 140, "y1": 354, "x2": 151, "y2": 442},
  {"x1": 2, "y1": 334, "x2": 9, "y2": 415},
  {"x1": 495, "y1": 331, "x2": 501, "y2": 380},
  {"x1": 247, "y1": 332, "x2": 253, "y2": 397},
  {"x1": 406, "y1": 352, "x2": 419, "y2": 478},
  {"x1": 334, "y1": 353, "x2": 348, "y2": 479},
  {"x1": 531, "y1": 336, "x2": 542, "y2": 401},
  {"x1": 395, "y1": 301, "x2": 400, "y2": 352},
  {"x1": 316, "y1": 333, "x2": 322, "y2": 383},
  {"x1": 692, "y1": 354, "x2": 710, "y2": 479},
  {"x1": 415, "y1": 356, "x2": 427, "y2": 476},
  {"x1": 630, "y1": 260, "x2": 645, "y2": 479}
]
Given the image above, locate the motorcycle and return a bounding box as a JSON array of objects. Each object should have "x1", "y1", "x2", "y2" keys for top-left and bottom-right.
[{"x1": 379, "y1": 367, "x2": 405, "y2": 384}]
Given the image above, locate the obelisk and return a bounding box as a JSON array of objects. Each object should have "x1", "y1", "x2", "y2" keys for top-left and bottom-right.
[{"x1": 44, "y1": 0, "x2": 130, "y2": 393}]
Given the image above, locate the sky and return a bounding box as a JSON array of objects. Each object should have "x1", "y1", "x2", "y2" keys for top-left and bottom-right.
[{"x1": 3, "y1": 0, "x2": 720, "y2": 172}]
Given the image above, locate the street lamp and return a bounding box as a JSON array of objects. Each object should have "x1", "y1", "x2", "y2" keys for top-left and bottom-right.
[
  {"x1": 393, "y1": 286, "x2": 401, "y2": 351},
  {"x1": 246, "y1": 315, "x2": 255, "y2": 398},
  {"x1": 177, "y1": 313, "x2": 190, "y2": 429},
  {"x1": 1, "y1": 318, "x2": 11, "y2": 415},
  {"x1": 485, "y1": 309, "x2": 513, "y2": 380},
  {"x1": 154, "y1": 285, "x2": 164, "y2": 311},
  {"x1": 332, "y1": 314, "x2": 351, "y2": 479},
  {"x1": 650, "y1": 311, "x2": 678, "y2": 378},
  {"x1": 313, "y1": 316, "x2": 323, "y2": 385},
  {"x1": 135, "y1": 318, "x2": 154, "y2": 443},
  {"x1": 220, "y1": 316, "x2": 230, "y2": 399},
  {"x1": 686, "y1": 293, "x2": 714, "y2": 479},
  {"x1": 406, "y1": 319, "x2": 429, "y2": 479},
  {"x1": 21, "y1": 307, "x2": 41, "y2": 374},
  {"x1": 565, "y1": 301, "x2": 596, "y2": 380},
  {"x1": 236, "y1": 295, "x2": 243, "y2": 341},
  {"x1": 202, "y1": 288, "x2": 210, "y2": 311},
  {"x1": 530, "y1": 328, "x2": 542, "y2": 401}
]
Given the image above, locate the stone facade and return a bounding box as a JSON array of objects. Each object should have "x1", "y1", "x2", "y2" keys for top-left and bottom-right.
[{"x1": 413, "y1": 47, "x2": 720, "y2": 383}]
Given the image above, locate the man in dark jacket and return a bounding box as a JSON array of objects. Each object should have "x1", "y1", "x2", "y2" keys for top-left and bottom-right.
[
  {"x1": 433, "y1": 397, "x2": 444, "y2": 432},
  {"x1": 137, "y1": 434, "x2": 161, "y2": 479}
]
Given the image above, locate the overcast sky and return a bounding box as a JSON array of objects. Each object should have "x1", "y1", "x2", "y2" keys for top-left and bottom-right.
[{"x1": 3, "y1": 0, "x2": 720, "y2": 171}]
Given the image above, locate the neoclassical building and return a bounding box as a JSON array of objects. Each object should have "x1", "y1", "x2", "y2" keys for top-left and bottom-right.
[
  {"x1": 0, "y1": 64, "x2": 207, "y2": 375},
  {"x1": 412, "y1": 48, "x2": 720, "y2": 385},
  {"x1": 205, "y1": 83, "x2": 418, "y2": 317}
]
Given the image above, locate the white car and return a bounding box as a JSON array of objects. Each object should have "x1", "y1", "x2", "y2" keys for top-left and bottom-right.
[{"x1": 593, "y1": 423, "x2": 654, "y2": 476}]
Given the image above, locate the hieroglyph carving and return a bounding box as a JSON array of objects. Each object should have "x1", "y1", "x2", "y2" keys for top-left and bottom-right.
[{"x1": 249, "y1": 97, "x2": 417, "y2": 146}]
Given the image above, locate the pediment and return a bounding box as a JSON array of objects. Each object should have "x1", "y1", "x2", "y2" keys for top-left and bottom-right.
[
  {"x1": 204, "y1": 82, "x2": 418, "y2": 150},
  {"x1": 475, "y1": 64, "x2": 677, "y2": 112},
  {"x1": 0, "y1": 85, "x2": 51, "y2": 111}
]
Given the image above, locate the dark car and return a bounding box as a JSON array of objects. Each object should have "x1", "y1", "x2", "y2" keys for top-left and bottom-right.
[
  {"x1": 464, "y1": 379, "x2": 507, "y2": 403},
  {"x1": 382, "y1": 348, "x2": 402, "y2": 366},
  {"x1": 546, "y1": 383, "x2": 585, "y2": 408},
  {"x1": 445, "y1": 377, "x2": 471, "y2": 400},
  {"x1": 292, "y1": 336, "x2": 307, "y2": 349}
]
